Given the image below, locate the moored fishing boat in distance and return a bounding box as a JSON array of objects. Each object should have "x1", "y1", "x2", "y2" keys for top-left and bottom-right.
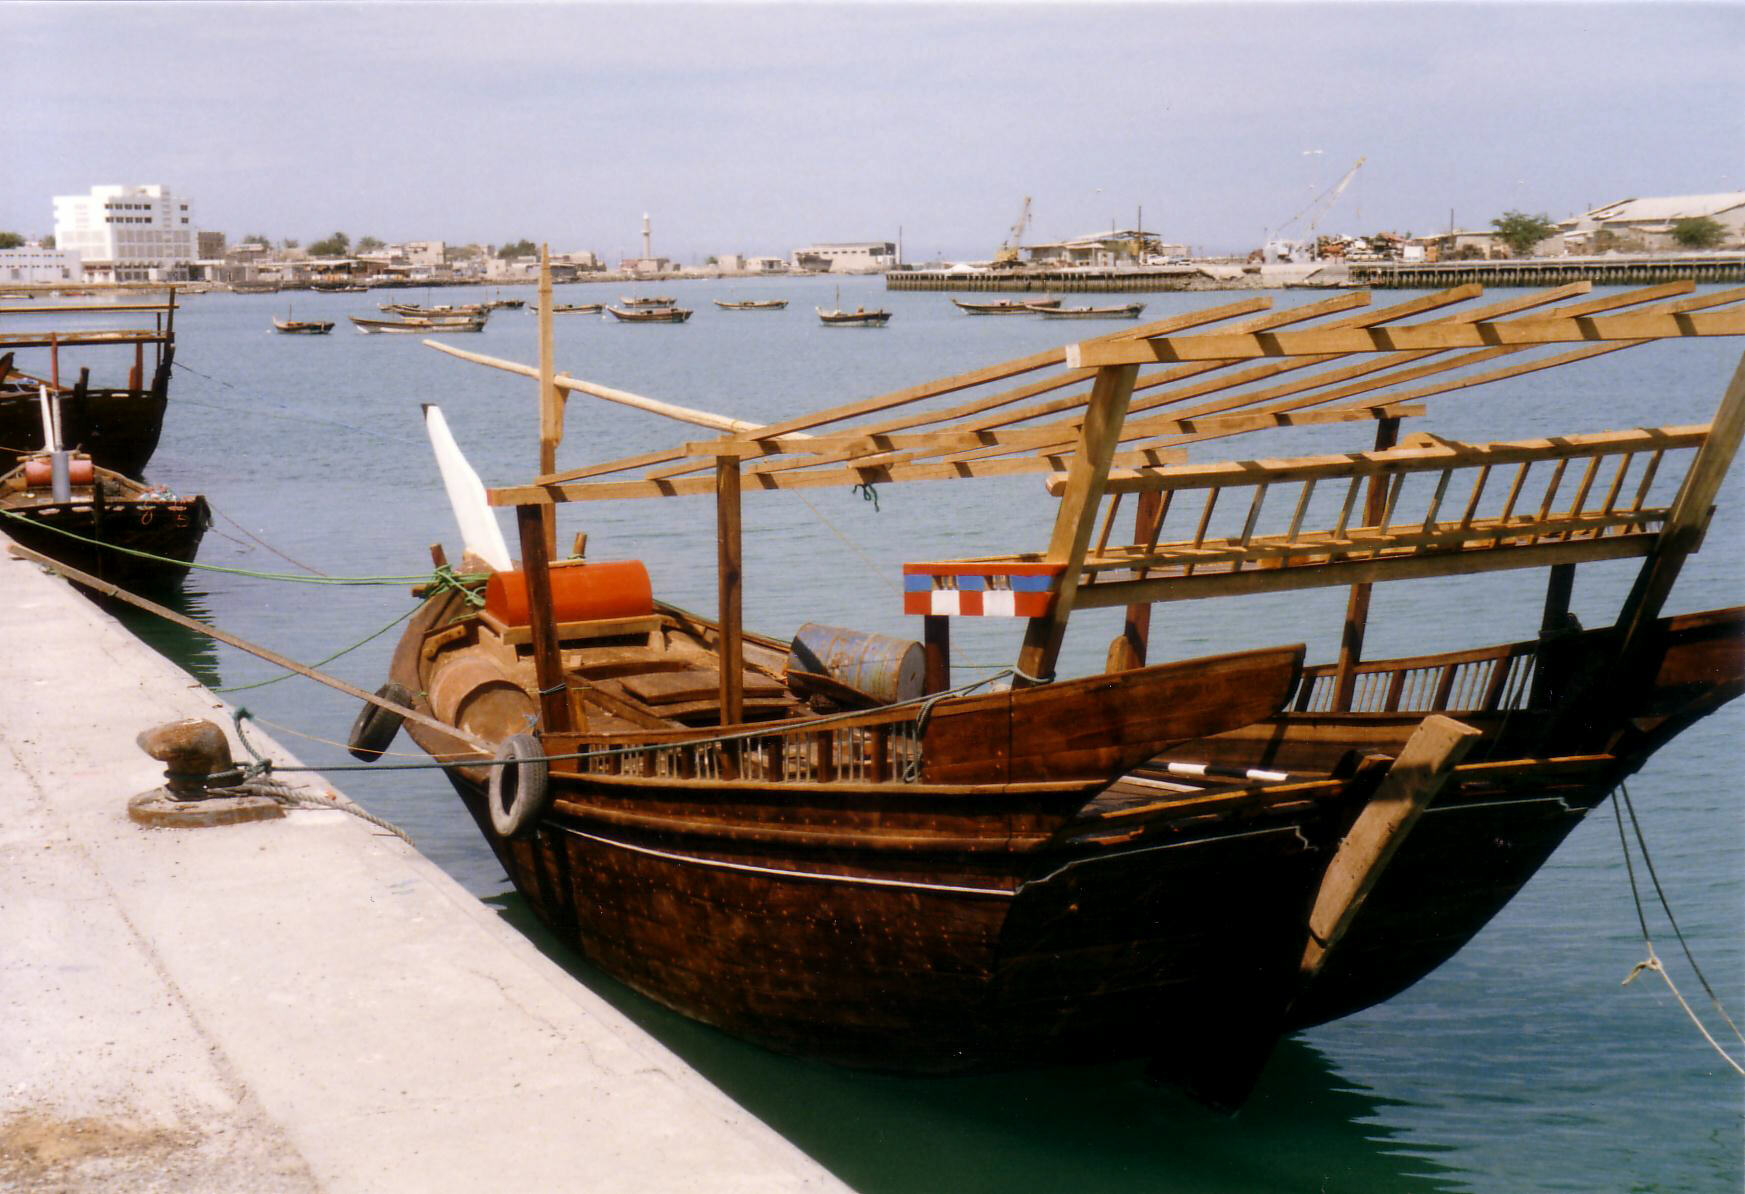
[
  {"x1": 817, "y1": 305, "x2": 892, "y2": 326},
  {"x1": 0, "y1": 296, "x2": 178, "y2": 478},
  {"x1": 1033, "y1": 301, "x2": 1146, "y2": 319},
  {"x1": 952, "y1": 297, "x2": 1061, "y2": 314},
  {"x1": 535, "y1": 302, "x2": 604, "y2": 315},
  {"x1": 714, "y1": 299, "x2": 789, "y2": 310},
  {"x1": 311, "y1": 281, "x2": 369, "y2": 293},
  {"x1": 272, "y1": 318, "x2": 334, "y2": 335},
  {"x1": 350, "y1": 314, "x2": 487, "y2": 335},
  {"x1": 0, "y1": 450, "x2": 209, "y2": 590},
  {"x1": 605, "y1": 305, "x2": 692, "y2": 323},
  {"x1": 356, "y1": 270, "x2": 1745, "y2": 1110},
  {"x1": 378, "y1": 302, "x2": 489, "y2": 318},
  {"x1": 620, "y1": 295, "x2": 676, "y2": 308}
]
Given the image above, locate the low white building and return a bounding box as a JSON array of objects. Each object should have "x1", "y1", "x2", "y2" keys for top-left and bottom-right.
[
  {"x1": 746, "y1": 257, "x2": 789, "y2": 273},
  {"x1": 52, "y1": 184, "x2": 198, "y2": 282},
  {"x1": 1558, "y1": 193, "x2": 1745, "y2": 252},
  {"x1": 0, "y1": 244, "x2": 83, "y2": 284},
  {"x1": 789, "y1": 242, "x2": 896, "y2": 273}
]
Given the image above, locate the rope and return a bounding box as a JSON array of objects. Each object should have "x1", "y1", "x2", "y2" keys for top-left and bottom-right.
[
  {"x1": 793, "y1": 489, "x2": 901, "y2": 597},
  {"x1": 202, "y1": 773, "x2": 414, "y2": 845},
  {"x1": 0, "y1": 507, "x2": 432, "y2": 585},
  {"x1": 214, "y1": 602, "x2": 421, "y2": 693},
  {"x1": 1611, "y1": 783, "x2": 1745, "y2": 1076},
  {"x1": 850, "y1": 481, "x2": 880, "y2": 512},
  {"x1": 210, "y1": 506, "x2": 328, "y2": 576}
]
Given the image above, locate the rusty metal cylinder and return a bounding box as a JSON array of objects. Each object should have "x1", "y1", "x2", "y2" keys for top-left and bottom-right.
[{"x1": 786, "y1": 623, "x2": 924, "y2": 705}]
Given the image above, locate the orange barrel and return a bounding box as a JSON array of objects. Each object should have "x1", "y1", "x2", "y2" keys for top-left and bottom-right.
[
  {"x1": 484, "y1": 560, "x2": 653, "y2": 627},
  {"x1": 22, "y1": 457, "x2": 94, "y2": 488},
  {"x1": 786, "y1": 623, "x2": 924, "y2": 705}
]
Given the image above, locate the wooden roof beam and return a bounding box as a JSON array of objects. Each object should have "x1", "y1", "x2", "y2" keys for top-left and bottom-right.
[{"x1": 1067, "y1": 307, "x2": 1745, "y2": 369}]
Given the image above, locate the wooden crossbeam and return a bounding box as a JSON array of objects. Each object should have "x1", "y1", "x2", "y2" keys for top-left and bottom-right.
[
  {"x1": 1056, "y1": 425, "x2": 1708, "y2": 496},
  {"x1": 0, "y1": 330, "x2": 168, "y2": 349},
  {"x1": 1067, "y1": 307, "x2": 1745, "y2": 369}
]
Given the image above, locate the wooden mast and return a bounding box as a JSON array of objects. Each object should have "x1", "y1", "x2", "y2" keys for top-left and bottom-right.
[
  {"x1": 716, "y1": 457, "x2": 744, "y2": 726},
  {"x1": 1331, "y1": 415, "x2": 1401, "y2": 709},
  {"x1": 516, "y1": 248, "x2": 572, "y2": 733}
]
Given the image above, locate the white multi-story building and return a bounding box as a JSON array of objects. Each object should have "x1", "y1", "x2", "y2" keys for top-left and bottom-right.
[
  {"x1": 0, "y1": 244, "x2": 84, "y2": 285},
  {"x1": 52, "y1": 185, "x2": 198, "y2": 282}
]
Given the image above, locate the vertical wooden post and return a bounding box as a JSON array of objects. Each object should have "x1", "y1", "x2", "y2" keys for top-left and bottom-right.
[
  {"x1": 537, "y1": 247, "x2": 561, "y2": 559},
  {"x1": 515, "y1": 503, "x2": 573, "y2": 733},
  {"x1": 1016, "y1": 362, "x2": 1140, "y2": 685},
  {"x1": 50, "y1": 333, "x2": 60, "y2": 391},
  {"x1": 716, "y1": 456, "x2": 744, "y2": 727},
  {"x1": 1110, "y1": 489, "x2": 1164, "y2": 671},
  {"x1": 923, "y1": 614, "x2": 950, "y2": 694},
  {"x1": 1332, "y1": 416, "x2": 1401, "y2": 710},
  {"x1": 1539, "y1": 563, "x2": 1576, "y2": 635}
]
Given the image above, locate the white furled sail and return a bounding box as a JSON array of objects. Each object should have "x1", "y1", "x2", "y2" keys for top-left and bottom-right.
[{"x1": 422, "y1": 404, "x2": 512, "y2": 573}]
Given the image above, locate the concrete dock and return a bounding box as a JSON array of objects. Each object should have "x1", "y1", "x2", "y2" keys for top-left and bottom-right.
[{"x1": 0, "y1": 546, "x2": 849, "y2": 1193}]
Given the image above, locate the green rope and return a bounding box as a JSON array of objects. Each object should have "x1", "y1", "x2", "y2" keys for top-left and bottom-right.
[
  {"x1": 0, "y1": 506, "x2": 432, "y2": 585},
  {"x1": 213, "y1": 602, "x2": 422, "y2": 693}
]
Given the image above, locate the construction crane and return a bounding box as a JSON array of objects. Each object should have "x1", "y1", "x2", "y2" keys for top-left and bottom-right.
[
  {"x1": 1276, "y1": 156, "x2": 1365, "y2": 247},
  {"x1": 993, "y1": 196, "x2": 1032, "y2": 268}
]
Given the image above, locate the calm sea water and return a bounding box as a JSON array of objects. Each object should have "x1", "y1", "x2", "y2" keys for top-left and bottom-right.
[{"x1": 17, "y1": 279, "x2": 1742, "y2": 1191}]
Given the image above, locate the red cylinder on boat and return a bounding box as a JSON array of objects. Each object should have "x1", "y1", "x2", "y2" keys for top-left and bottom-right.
[
  {"x1": 22, "y1": 457, "x2": 94, "y2": 487},
  {"x1": 484, "y1": 560, "x2": 653, "y2": 627}
]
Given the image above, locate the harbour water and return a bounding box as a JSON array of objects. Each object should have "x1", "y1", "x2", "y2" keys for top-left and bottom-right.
[{"x1": 15, "y1": 277, "x2": 1742, "y2": 1191}]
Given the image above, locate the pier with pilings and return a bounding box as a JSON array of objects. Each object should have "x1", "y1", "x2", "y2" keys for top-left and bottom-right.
[
  {"x1": 1348, "y1": 254, "x2": 1745, "y2": 289},
  {"x1": 885, "y1": 266, "x2": 1232, "y2": 293}
]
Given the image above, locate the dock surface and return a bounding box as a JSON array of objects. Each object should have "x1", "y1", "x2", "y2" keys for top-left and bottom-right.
[{"x1": 0, "y1": 545, "x2": 847, "y2": 1193}]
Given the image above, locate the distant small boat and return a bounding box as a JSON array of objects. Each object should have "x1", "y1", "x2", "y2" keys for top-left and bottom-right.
[
  {"x1": 715, "y1": 299, "x2": 788, "y2": 310},
  {"x1": 536, "y1": 303, "x2": 603, "y2": 314},
  {"x1": 379, "y1": 302, "x2": 489, "y2": 318},
  {"x1": 1033, "y1": 302, "x2": 1146, "y2": 319},
  {"x1": 952, "y1": 297, "x2": 1061, "y2": 315},
  {"x1": 350, "y1": 315, "x2": 487, "y2": 335},
  {"x1": 230, "y1": 282, "x2": 280, "y2": 295},
  {"x1": 312, "y1": 282, "x2": 369, "y2": 293},
  {"x1": 272, "y1": 318, "x2": 334, "y2": 335},
  {"x1": 621, "y1": 296, "x2": 677, "y2": 308},
  {"x1": 486, "y1": 297, "x2": 526, "y2": 310},
  {"x1": 817, "y1": 306, "x2": 891, "y2": 326},
  {"x1": 606, "y1": 305, "x2": 692, "y2": 323}
]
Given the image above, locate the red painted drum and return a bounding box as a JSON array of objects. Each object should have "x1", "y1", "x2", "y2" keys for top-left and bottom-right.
[{"x1": 484, "y1": 560, "x2": 653, "y2": 627}]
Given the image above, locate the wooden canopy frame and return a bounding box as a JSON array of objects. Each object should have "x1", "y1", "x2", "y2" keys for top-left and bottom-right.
[{"x1": 450, "y1": 276, "x2": 1745, "y2": 711}]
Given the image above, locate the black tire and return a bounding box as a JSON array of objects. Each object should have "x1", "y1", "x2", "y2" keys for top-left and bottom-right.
[
  {"x1": 347, "y1": 682, "x2": 414, "y2": 762},
  {"x1": 488, "y1": 733, "x2": 550, "y2": 839}
]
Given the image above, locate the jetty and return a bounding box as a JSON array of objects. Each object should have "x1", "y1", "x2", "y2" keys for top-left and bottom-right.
[
  {"x1": 0, "y1": 543, "x2": 846, "y2": 1192},
  {"x1": 1348, "y1": 253, "x2": 1745, "y2": 289}
]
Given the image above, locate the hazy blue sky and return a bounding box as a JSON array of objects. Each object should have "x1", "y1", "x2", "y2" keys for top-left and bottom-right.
[{"x1": 6, "y1": 3, "x2": 1741, "y2": 260}]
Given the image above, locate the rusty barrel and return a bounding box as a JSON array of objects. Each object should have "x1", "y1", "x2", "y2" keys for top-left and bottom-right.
[{"x1": 786, "y1": 623, "x2": 925, "y2": 705}]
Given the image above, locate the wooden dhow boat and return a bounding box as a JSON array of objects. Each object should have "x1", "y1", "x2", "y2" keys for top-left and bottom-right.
[
  {"x1": 0, "y1": 450, "x2": 208, "y2": 590},
  {"x1": 350, "y1": 314, "x2": 487, "y2": 335},
  {"x1": 0, "y1": 297, "x2": 178, "y2": 478},
  {"x1": 536, "y1": 302, "x2": 604, "y2": 315},
  {"x1": 621, "y1": 295, "x2": 677, "y2": 308},
  {"x1": 272, "y1": 317, "x2": 334, "y2": 335},
  {"x1": 817, "y1": 306, "x2": 892, "y2": 326},
  {"x1": 1035, "y1": 301, "x2": 1146, "y2": 319},
  {"x1": 606, "y1": 305, "x2": 692, "y2": 324},
  {"x1": 715, "y1": 299, "x2": 789, "y2": 311},
  {"x1": 356, "y1": 275, "x2": 1745, "y2": 1108},
  {"x1": 379, "y1": 302, "x2": 489, "y2": 318},
  {"x1": 953, "y1": 297, "x2": 1062, "y2": 314}
]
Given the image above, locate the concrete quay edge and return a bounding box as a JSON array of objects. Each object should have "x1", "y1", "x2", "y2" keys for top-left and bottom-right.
[{"x1": 0, "y1": 546, "x2": 850, "y2": 1193}]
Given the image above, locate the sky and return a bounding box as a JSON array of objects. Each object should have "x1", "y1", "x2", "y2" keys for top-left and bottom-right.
[{"x1": 5, "y1": 2, "x2": 1742, "y2": 261}]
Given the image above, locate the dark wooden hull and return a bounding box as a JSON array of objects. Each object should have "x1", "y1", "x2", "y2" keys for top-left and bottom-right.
[
  {"x1": 0, "y1": 385, "x2": 168, "y2": 479},
  {"x1": 388, "y1": 592, "x2": 1743, "y2": 1073},
  {"x1": 0, "y1": 494, "x2": 209, "y2": 590}
]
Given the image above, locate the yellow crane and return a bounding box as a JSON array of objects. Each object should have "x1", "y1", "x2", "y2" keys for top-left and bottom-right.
[{"x1": 993, "y1": 196, "x2": 1032, "y2": 268}]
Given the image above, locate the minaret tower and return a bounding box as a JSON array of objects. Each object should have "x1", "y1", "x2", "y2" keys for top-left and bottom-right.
[{"x1": 641, "y1": 213, "x2": 652, "y2": 261}]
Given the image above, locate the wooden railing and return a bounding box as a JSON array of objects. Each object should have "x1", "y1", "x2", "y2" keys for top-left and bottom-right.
[
  {"x1": 1031, "y1": 424, "x2": 1706, "y2": 608},
  {"x1": 1291, "y1": 642, "x2": 1538, "y2": 714}
]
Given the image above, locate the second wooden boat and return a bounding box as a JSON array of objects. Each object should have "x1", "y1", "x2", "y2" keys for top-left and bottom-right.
[
  {"x1": 817, "y1": 306, "x2": 892, "y2": 326},
  {"x1": 272, "y1": 318, "x2": 334, "y2": 335},
  {"x1": 0, "y1": 452, "x2": 209, "y2": 590},
  {"x1": 952, "y1": 297, "x2": 1061, "y2": 314},
  {"x1": 1033, "y1": 302, "x2": 1146, "y2": 319},
  {"x1": 350, "y1": 315, "x2": 487, "y2": 335},
  {"x1": 621, "y1": 295, "x2": 677, "y2": 308},
  {"x1": 715, "y1": 299, "x2": 789, "y2": 310},
  {"x1": 606, "y1": 306, "x2": 692, "y2": 323}
]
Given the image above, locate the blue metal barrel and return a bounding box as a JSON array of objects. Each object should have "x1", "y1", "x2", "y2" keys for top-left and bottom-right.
[{"x1": 786, "y1": 623, "x2": 925, "y2": 705}]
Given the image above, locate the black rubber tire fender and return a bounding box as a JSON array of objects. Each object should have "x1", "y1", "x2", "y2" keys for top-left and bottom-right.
[
  {"x1": 347, "y1": 682, "x2": 415, "y2": 762},
  {"x1": 488, "y1": 733, "x2": 550, "y2": 839}
]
